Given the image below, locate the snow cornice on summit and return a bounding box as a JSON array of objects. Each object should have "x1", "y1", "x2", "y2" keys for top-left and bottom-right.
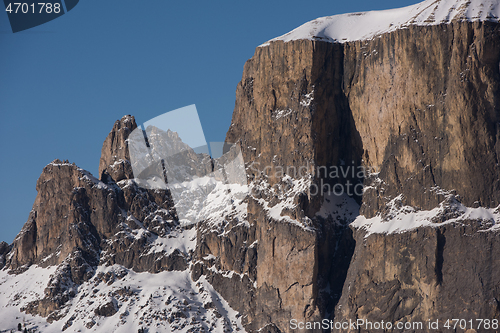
[{"x1": 260, "y1": 0, "x2": 500, "y2": 46}]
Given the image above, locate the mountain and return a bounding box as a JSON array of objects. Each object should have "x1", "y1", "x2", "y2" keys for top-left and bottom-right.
[
  {"x1": 1, "y1": 0, "x2": 500, "y2": 332},
  {"x1": 261, "y1": 0, "x2": 500, "y2": 45}
]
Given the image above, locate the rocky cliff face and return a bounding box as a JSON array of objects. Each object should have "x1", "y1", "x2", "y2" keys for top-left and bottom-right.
[
  {"x1": 2, "y1": 117, "x2": 202, "y2": 327},
  {"x1": 217, "y1": 39, "x2": 361, "y2": 332},
  {"x1": 347, "y1": 22, "x2": 500, "y2": 216},
  {"x1": 335, "y1": 219, "x2": 500, "y2": 330},
  {"x1": 221, "y1": 19, "x2": 500, "y2": 333},
  {"x1": 228, "y1": 21, "x2": 500, "y2": 219},
  {"x1": 1, "y1": 2, "x2": 500, "y2": 333}
]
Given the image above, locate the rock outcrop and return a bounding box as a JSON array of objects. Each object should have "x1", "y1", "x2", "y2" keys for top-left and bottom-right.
[
  {"x1": 98, "y1": 115, "x2": 137, "y2": 183},
  {"x1": 7, "y1": 160, "x2": 107, "y2": 272},
  {"x1": 4, "y1": 116, "x2": 193, "y2": 322},
  {"x1": 0, "y1": 241, "x2": 11, "y2": 269},
  {"x1": 335, "y1": 219, "x2": 500, "y2": 330}
]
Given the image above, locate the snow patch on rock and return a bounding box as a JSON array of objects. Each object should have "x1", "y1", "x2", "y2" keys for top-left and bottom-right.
[
  {"x1": 0, "y1": 265, "x2": 246, "y2": 332},
  {"x1": 352, "y1": 194, "x2": 500, "y2": 237}
]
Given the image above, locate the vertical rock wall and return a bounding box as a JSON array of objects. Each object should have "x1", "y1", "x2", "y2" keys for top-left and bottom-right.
[
  {"x1": 345, "y1": 22, "x2": 500, "y2": 216},
  {"x1": 221, "y1": 21, "x2": 500, "y2": 332}
]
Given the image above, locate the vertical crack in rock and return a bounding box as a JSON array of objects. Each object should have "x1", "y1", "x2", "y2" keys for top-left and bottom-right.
[{"x1": 435, "y1": 229, "x2": 446, "y2": 286}]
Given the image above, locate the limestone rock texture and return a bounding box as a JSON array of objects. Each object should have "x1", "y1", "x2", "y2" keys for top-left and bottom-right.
[
  {"x1": 345, "y1": 22, "x2": 500, "y2": 217},
  {"x1": 335, "y1": 221, "x2": 500, "y2": 331},
  {"x1": 4, "y1": 116, "x2": 191, "y2": 322},
  {"x1": 98, "y1": 114, "x2": 137, "y2": 183},
  {"x1": 228, "y1": 21, "x2": 500, "y2": 218}
]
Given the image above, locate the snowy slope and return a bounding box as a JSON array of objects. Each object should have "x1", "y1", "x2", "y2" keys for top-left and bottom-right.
[
  {"x1": 261, "y1": 0, "x2": 500, "y2": 46},
  {"x1": 0, "y1": 265, "x2": 245, "y2": 332},
  {"x1": 0, "y1": 265, "x2": 57, "y2": 332}
]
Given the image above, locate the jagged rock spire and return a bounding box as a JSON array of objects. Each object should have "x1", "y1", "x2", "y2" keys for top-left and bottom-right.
[{"x1": 98, "y1": 115, "x2": 137, "y2": 183}]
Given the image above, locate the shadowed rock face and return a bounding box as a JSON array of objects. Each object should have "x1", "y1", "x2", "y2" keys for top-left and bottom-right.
[
  {"x1": 218, "y1": 40, "x2": 360, "y2": 331},
  {"x1": 0, "y1": 241, "x2": 10, "y2": 269},
  {"x1": 226, "y1": 40, "x2": 363, "y2": 211}
]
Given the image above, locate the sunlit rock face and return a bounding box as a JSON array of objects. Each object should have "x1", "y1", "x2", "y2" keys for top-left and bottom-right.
[{"x1": 224, "y1": 17, "x2": 500, "y2": 332}]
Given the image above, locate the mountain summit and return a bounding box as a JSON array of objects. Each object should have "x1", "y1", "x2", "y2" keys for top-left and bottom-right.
[
  {"x1": 1, "y1": 1, "x2": 500, "y2": 332},
  {"x1": 262, "y1": 0, "x2": 500, "y2": 45}
]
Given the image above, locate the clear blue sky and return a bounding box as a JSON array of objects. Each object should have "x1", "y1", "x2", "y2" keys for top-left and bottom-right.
[{"x1": 0, "y1": 0, "x2": 418, "y2": 243}]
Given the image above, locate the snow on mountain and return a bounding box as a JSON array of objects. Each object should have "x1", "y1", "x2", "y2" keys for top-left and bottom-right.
[
  {"x1": 352, "y1": 193, "x2": 500, "y2": 237},
  {"x1": 261, "y1": 0, "x2": 500, "y2": 46},
  {"x1": 0, "y1": 265, "x2": 57, "y2": 332},
  {"x1": 0, "y1": 265, "x2": 245, "y2": 332}
]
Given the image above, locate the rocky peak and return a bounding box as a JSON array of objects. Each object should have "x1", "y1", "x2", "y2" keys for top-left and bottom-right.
[
  {"x1": 2, "y1": 123, "x2": 192, "y2": 324},
  {"x1": 6, "y1": 159, "x2": 118, "y2": 272},
  {"x1": 98, "y1": 115, "x2": 137, "y2": 183}
]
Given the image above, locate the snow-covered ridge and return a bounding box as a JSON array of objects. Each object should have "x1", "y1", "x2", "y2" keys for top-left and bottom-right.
[
  {"x1": 352, "y1": 194, "x2": 500, "y2": 237},
  {"x1": 261, "y1": 0, "x2": 500, "y2": 46}
]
